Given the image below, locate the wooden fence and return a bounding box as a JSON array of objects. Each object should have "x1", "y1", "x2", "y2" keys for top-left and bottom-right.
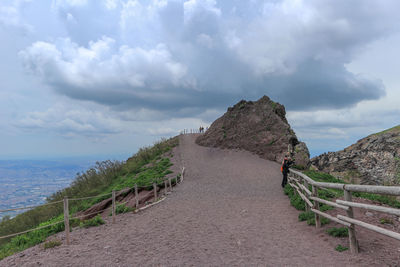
[
  {"x1": 288, "y1": 168, "x2": 400, "y2": 254},
  {"x1": 0, "y1": 167, "x2": 186, "y2": 245},
  {"x1": 180, "y1": 128, "x2": 207, "y2": 134}
]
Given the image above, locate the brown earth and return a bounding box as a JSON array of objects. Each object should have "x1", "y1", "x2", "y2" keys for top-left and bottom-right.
[{"x1": 1, "y1": 134, "x2": 400, "y2": 266}]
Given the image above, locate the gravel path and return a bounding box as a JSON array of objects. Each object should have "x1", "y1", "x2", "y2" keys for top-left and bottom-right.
[{"x1": 0, "y1": 134, "x2": 391, "y2": 266}]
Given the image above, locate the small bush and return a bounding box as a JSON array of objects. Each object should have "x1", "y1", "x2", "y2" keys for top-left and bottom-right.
[
  {"x1": 298, "y1": 211, "x2": 314, "y2": 221},
  {"x1": 43, "y1": 239, "x2": 62, "y2": 249},
  {"x1": 335, "y1": 244, "x2": 348, "y2": 252},
  {"x1": 307, "y1": 216, "x2": 330, "y2": 226},
  {"x1": 80, "y1": 215, "x2": 105, "y2": 228},
  {"x1": 284, "y1": 184, "x2": 305, "y2": 211},
  {"x1": 326, "y1": 227, "x2": 348, "y2": 237},
  {"x1": 319, "y1": 204, "x2": 334, "y2": 212},
  {"x1": 109, "y1": 203, "x2": 134, "y2": 216}
]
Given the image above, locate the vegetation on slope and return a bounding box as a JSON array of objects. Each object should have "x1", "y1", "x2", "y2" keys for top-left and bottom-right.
[{"x1": 0, "y1": 137, "x2": 179, "y2": 260}]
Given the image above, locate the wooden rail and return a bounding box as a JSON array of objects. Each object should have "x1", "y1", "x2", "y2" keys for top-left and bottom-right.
[
  {"x1": 0, "y1": 165, "x2": 186, "y2": 245},
  {"x1": 288, "y1": 168, "x2": 400, "y2": 254}
]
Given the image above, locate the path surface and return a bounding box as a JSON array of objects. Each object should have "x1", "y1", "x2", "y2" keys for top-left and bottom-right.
[{"x1": 0, "y1": 135, "x2": 387, "y2": 266}]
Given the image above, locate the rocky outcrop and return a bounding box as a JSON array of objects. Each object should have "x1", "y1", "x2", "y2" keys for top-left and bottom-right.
[
  {"x1": 196, "y1": 96, "x2": 310, "y2": 167},
  {"x1": 311, "y1": 126, "x2": 400, "y2": 185}
]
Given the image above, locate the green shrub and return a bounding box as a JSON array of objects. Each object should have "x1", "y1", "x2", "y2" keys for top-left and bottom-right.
[
  {"x1": 284, "y1": 184, "x2": 305, "y2": 211},
  {"x1": 80, "y1": 215, "x2": 105, "y2": 228},
  {"x1": 326, "y1": 227, "x2": 348, "y2": 237},
  {"x1": 335, "y1": 244, "x2": 348, "y2": 252},
  {"x1": 298, "y1": 211, "x2": 314, "y2": 221},
  {"x1": 43, "y1": 239, "x2": 62, "y2": 249},
  {"x1": 109, "y1": 203, "x2": 134, "y2": 216},
  {"x1": 319, "y1": 204, "x2": 334, "y2": 212},
  {"x1": 307, "y1": 216, "x2": 330, "y2": 226}
]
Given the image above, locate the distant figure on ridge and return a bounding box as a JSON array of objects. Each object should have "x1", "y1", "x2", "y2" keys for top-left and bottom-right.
[{"x1": 281, "y1": 154, "x2": 294, "y2": 188}]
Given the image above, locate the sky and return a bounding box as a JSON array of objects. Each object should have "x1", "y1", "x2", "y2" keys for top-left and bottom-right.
[{"x1": 0, "y1": 0, "x2": 400, "y2": 160}]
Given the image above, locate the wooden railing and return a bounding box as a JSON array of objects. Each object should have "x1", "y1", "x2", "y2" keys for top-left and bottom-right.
[
  {"x1": 288, "y1": 168, "x2": 400, "y2": 254},
  {"x1": 0, "y1": 167, "x2": 186, "y2": 245}
]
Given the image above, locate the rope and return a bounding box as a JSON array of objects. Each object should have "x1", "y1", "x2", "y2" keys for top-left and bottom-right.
[
  {"x1": 0, "y1": 220, "x2": 64, "y2": 240},
  {"x1": 0, "y1": 200, "x2": 64, "y2": 213},
  {"x1": 70, "y1": 208, "x2": 109, "y2": 220},
  {"x1": 69, "y1": 192, "x2": 113, "y2": 201},
  {"x1": 115, "y1": 201, "x2": 129, "y2": 207}
]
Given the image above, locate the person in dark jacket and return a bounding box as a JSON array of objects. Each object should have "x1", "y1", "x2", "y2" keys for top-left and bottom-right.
[{"x1": 281, "y1": 155, "x2": 293, "y2": 188}]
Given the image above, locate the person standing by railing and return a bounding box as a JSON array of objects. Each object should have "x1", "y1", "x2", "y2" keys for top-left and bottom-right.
[{"x1": 281, "y1": 154, "x2": 294, "y2": 188}]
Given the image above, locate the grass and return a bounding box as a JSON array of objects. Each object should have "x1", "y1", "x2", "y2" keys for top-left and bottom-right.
[
  {"x1": 326, "y1": 227, "x2": 348, "y2": 237},
  {"x1": 43, "y1": 239, "x2": 62, "y2": 249},
  {"x1": 80, "y1": 215, "x2": 105, "y2": 229},
  {"x1": 284, "y1": 184, "x2": 305, "y2": 211},
  {"x1": 303, "y1": 170, "x2": 400, "y2": 208},
  {"x1": 379, "y1": 217, "x2": 394, "y2": 225},
  {"x1": 0, "y1": 137, "x2": 178, "y2": 260},
  {"x1": 335, "y1": 244, "x2": 348, "y2": 252},
  {"x1": 109, "y1": 203, "x2": 134, "y2": 216}
]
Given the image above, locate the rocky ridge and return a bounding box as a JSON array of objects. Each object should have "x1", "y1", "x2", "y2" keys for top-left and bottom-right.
[
  {"x1": 196, "y1": 96, "x2": 310, "y2": 167},
  {"x1": 311, "y1": 126, "x2": 400, "y2": 185}
]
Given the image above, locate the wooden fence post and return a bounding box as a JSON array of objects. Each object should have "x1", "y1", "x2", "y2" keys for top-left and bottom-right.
[
  {"x1": 135, "y1": 184, "x2": 139, "y2": 208},
  {"x1": 164, "y1": 180, "x2": 168, "y2": 194},
  {"x1": 112, "y1": 190, "x2": 116, "y2": 224},
  {"x1": 63, "y1": 196, "x2": 70, "y2": 245},
  {"x1": 344, "y1": 189, "x2": 359, "y2": 253},
  {"x1": 304, "y1": 180, "x2": 310, "y2": 212},
  {"x1": 168, "y1": 177, "x2": 172, "y2": 191},
  {"x1": 312, "y1": 185, "x2": 321, "y2": 228},
  {"x1": 153, "y1": 183, "x2": 157, "y2": 202}
]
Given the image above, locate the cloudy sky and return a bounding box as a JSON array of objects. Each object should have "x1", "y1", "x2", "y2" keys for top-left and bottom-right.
[{"x1": 1, "y1": 0, "x2": 400, "y2": 160}]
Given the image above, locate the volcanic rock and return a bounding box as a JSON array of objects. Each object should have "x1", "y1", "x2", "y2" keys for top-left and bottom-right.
[
  {"x1": 311, "y1": 126, "x2": 400, "y2": 185},
  {"x1": 196, "y1": 96, "x2": 310, "y2": 167}
]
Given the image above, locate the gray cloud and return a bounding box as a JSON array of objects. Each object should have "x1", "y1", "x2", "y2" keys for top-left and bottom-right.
[{"x1": 18, "y1": 0, "x2": 400, "y2": 117}]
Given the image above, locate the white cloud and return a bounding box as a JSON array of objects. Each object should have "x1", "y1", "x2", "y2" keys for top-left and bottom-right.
[
  {"x1": 19, "y1": 37, "x2": 189, "y2": 100},
  {"x1": 183, "y1": 0, "x2": 221, "y2": 24},
  {"x1": 17, "y1": 104, "x2": 123, "y2": 137},
  {"x1": 0, "y1": 0, "x2": 34, "y2": 33}
]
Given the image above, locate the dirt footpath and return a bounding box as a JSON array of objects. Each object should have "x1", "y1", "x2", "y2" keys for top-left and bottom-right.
[{"x1": 0, "y1": 134, "x2": 396, "y2": 266}]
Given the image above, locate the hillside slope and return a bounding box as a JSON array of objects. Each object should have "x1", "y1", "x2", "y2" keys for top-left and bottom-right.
[
  {"x1": 1, "y1": 135, "x2": 398, "y2": 266},
  {"x1": 196, "y1": 96, "x2": 310, "y2": 167},
  {"x1": 311, "y1": 125, "x2": 400, "y2": 185}
]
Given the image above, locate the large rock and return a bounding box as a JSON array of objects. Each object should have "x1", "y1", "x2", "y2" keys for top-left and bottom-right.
[
  {"x1": 196, "y1": 96, "x2": 310, "y2": 167},
  {"x1": 311, "y1": 126, "x2": 400, "y2": 185}
]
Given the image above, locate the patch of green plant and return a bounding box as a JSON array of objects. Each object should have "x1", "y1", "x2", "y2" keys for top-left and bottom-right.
[
  {"x1": 379, "y1": 217, "x2": 394, "y2": 225},
  {"x1": 80, "y1": 215, "x2": 105, "y2": 229},
  {"x1": 304, "y1": 170, "x2": 345, "y2": 184},
  {"x1": 298, "y1": 211, "x2": 314, "y2": 221},
  {"x1": 352, "y1": 192, "x2": 400, "y2": 209},
  {"x1": 319, "y1": 204, "x2": 334, "y2": 212},
  {"x1": 374, "y1": 125, "x2": 400, "y2": 136},
  {"x1": 284, "y1": 184, "x2": 305, "y2": 211},
  {"x1": 43, "y1": 239, "x2": 62, "y2": 249},
  {"x1": 335, "y1": 244, "x2": 348, "y2": 252},
  {"x1": 307, "y1": 216, "x2": 330, "y2": 226},
  {"x1": 326, "y1": 227, "x2": 348, "y2": 237},
  {"x1": 0, "y1": 215, "x2": 66, "y2": 260},
  {"x1": 109, "y1": 203, "x2": 134, "y2": 216}
]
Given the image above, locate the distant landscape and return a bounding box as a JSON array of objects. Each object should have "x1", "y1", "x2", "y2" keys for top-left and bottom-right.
[{"x1": 0, "y1": 160, "x2": 94, "y2": 221}]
